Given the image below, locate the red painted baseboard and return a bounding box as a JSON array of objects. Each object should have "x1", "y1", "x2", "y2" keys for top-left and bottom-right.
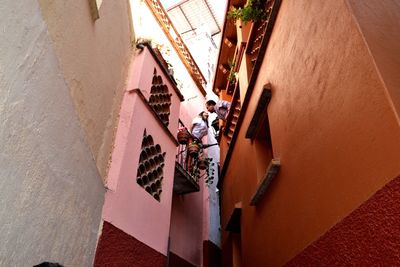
[
  {"x1": 94, "y1": 221, "x2": 166, "y2": 267},
  {"x1": 286, "y1": 176, "x2": 400, "y2": 266}
]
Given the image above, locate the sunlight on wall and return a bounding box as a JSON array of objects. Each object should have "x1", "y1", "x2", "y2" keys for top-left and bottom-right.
[
  {"x1": 129, "y1": 0, "x2": 206, "y2": 124},
  {"x1": 96, "y1": 0, "x2": 103, "y2": 8}
]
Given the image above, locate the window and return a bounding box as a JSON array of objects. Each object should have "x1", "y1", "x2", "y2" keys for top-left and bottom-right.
[
  {"x1": 246, "y1": 84, "x2": 280, "y2": 205},
  {"x1": 149, "y1": 68, "x2": 172, "y2": 127}
]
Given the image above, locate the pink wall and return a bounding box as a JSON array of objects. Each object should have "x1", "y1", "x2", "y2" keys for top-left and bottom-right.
[
  {"x1": 103, "y1": 90, "x2": 177, "y2": 255},
  {"x1": 128, "y1": 48, "x2": 181, "y2": 134},
  {"x1": 104, "y1": 44, "x2": 212, "y2": 265},
  {"x1": 169, "y1": 95, "x2": 209, "y2": 266},
  {"x1": 168, "y1": 157, "x2": 212, "y2": 267},
  {"x1": 170, "y1": 188, "x2": 204, "y2": 266},
  {"x1": 169, "y1": 88, "x2": 210, "y2": 266},
  {"x1": 103, "y1": 48, "x2": 183, "y2": 255},
  {"x1": 104, "y1": 90, "x2": 177, "y2": 255}
]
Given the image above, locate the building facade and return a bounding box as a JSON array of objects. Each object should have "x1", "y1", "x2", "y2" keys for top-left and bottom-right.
[
  {"x1": 1, "y1": 0, "x2": 218, "y2": 266},
  {"x1": 215, "y1": 0, "x2": 400, "y2": 266},
  {"x1": 0, "y1": 0, "x2": 133, "y2": 266},
  {"x1": 94, "y1": 0, "x2": 221, "y2": 266}
]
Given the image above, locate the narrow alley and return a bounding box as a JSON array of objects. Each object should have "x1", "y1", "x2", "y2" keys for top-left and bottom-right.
[{"x1": 1, "y1": 0, "x2": 400, "y2": 266}]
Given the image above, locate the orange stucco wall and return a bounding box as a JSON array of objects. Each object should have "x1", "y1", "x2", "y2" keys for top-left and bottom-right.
[
  {"x1": 220, "y1": 0, "x2": 400, "y2": 266},
  {"x1": 347, "y1": 0, "x2": 400, "y2": 122}
]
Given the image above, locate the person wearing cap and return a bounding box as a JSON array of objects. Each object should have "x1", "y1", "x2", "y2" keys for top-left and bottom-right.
[
  {"x1": 205, "y1": 100, "x2": 231, "y2": 121},
  {"x1": 205, "y1": 99, "x2": 231, "y2": 134}
]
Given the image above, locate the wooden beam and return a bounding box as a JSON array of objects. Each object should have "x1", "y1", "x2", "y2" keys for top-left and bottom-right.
[
  {"x1": 250, "y1": 159, "x2": 280, "y2": 206},
  {"x1": 245, "y1": 84, "x2": 272, "y2": 139},
  {"x1": 144, "y1": 0, "x2": 207, "y2": 96},
  {"x1": 225, "y1": 202, "x2": 242, "y2": 233},
  {"x1": 224, "y1": 37, "x2": 236, "y2": 48},
  {"x1": 219, "y1": 64, "x2": 230, "y2": 74}
]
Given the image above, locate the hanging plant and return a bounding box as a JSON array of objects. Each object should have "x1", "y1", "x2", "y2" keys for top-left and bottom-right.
[
  {"x1": 135, "y1": 38, "x2": 152, "y2": 50},
  {"x1": 227, "y1": 0, "x2": 266, "y2": 23},
  {"x1": 227, "y1": 71, "x2": 238, "y2": 85},
  {"x1": 227, "y1": 59, "x2": 237, "y2": 85},
  {"x1": 205, "y1": 158, "x2": 215, "y2": 186},
  {"x1": 177, "y1": 127, "x2": 191, "y2": 144},
  {"x1": 188, "y1": 140, "x2": 201, "y2": 157},
  {"x1": 197, "y1": 157, "x2": 209, "y2": 170}
]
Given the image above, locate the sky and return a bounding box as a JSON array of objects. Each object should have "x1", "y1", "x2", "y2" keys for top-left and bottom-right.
[{"x1": 159, "y1": 0, "x2": 228, "y2": 93}]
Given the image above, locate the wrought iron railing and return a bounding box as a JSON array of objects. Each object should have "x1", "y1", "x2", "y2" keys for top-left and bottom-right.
[
  {"x1": 246, "y1": 0, "x2": 276, "y2": 68},
  {"x1": 219, "y1": 0, "x2": 282, "y2": 181},
  {"x1": 174, "y1": 121, "x2": 216, "y2": 193},
  {"x1": 224, "y1": 86, "x2": 241, "y2": 146}
]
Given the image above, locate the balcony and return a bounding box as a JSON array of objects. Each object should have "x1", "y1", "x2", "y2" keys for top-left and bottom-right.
[
  {"x1": 173, "y1": 125, "x2": 215, "y2": 194},
  {"x1": 245, "y1": 0, "x2": 280, "y2": 78},
  {"x1": 224, "y1": 84, "x2": 241, "y2": 146},
  {"x1": 218, "y1": 0, "x2": 282, "y2": 183},
  {"x1": 174, "y1": 161, "x2": 200, "y2": 194}
]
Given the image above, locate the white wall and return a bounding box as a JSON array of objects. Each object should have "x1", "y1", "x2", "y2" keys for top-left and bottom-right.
[
  {"x1": 0, "y1": 1, "x2": 104, "y2": 266},
  {"x1": 38, "y1": 0, "x2": 133, "y2": 180},
  {"x1": 205, "y1": 113, "x2": 221, "y2": 247}
]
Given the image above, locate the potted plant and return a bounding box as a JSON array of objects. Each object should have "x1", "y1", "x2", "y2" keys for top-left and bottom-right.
[
  {"x1": 177, "y1": 127, "x2": 191, "y2": 144},
  {"x1": 227, "y1": 70, "x2": 238, "y2": 85},
  {"x1": 188, "y1": 140, "x2": 201, "y2": 157},
  {"x1": 205, "y1": 159, "x2": 216, "y2": 186},
  {"x1": 135, "y1": 38, "x2": 152, "y2": 50},
  {"x1": 197, "y1": 157, "x2": 209, "y2": 170},
  {"x1": 227, "y1": 0, "x2": 266, "y2": 23}
]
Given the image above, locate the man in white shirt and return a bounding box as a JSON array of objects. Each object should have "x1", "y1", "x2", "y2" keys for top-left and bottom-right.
[{"x1": 191, "y1": 111, "x2": 209, "y2": 141}]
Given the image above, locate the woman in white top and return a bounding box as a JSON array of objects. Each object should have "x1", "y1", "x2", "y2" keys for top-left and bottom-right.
[{"x1": 191, "y1": 111, "x2": 209, "y2": 141}]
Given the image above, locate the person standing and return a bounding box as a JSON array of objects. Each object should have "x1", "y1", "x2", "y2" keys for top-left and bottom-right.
[
  {"x1": 205, "y1": 100, "x2": 231, "y2": 121},
  {"x1": 206, "y1": 99, "x2": 232, "y2": 134},
  {"x1": 190, "y1": 111, "x2": 209, "y2": 141}
]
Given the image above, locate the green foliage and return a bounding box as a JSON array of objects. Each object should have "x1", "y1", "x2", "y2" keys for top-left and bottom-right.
[
  {"x1": 227, "y1": 71, "x2": 238, "y2": 85},
  {"x1": 191, "y1": 139, "x2": 200, "y2": 145},
  {"x1": 135, "y1": 37, "x2": 152, "y2": 46},
  {"x1": 227, "y1": 59, "x2": 237, "y2": 85},
  {"x1": 189, "y1": 154, "x2": 217, "y2": 186},
  {"x1": 205, "y1": 158, "x2": 215, "y2": 186},
  {"x1": 227, "y1": 0, "x2": 266, "y2": 23}
]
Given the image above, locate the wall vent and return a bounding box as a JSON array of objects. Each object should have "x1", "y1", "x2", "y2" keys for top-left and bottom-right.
[{"x1": 136, "y1": 129, "x2": 166, "y2": 201}]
